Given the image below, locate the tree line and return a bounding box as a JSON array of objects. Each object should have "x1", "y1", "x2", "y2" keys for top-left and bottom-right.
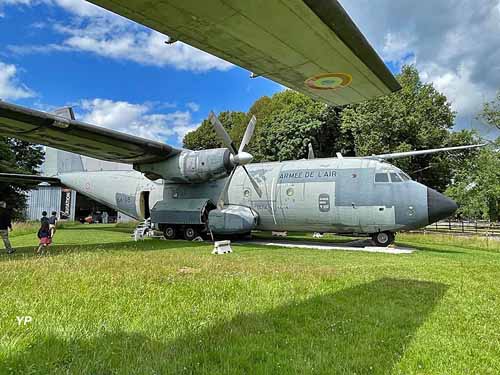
[{"x1": 184, "y1": 66, "x2": 500, "y2": 221}]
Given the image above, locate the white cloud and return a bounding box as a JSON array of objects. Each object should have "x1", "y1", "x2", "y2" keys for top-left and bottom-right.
[
  {"x1": 382, "y1": 32, "x2": 412, "y2": 62},
  {"x1": 340, "y1": 0, "x2": 500, "y2": 123},
  {"x1": 0, "y1": 61, "x2": 35, "y2": 100},
  {"x1": 186, "y1": 102, "x2": 200, "y2": 112},
  {"x1": 421, "y1": 62, "x2": 490, "y2": 117},
  {"x1": 5, "y1": 0, "x2": 232, "y2": 72},
  {"x1": 78, "y1": 98, "x2": 199, "y2": 144}
]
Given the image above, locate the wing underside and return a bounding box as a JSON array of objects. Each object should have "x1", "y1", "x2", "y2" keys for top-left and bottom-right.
[
  {"x1": 88, "y1": 0, "x2": 401, "y2": 106},
  {"x1": 0, "y1": 173, "x2": 61, "y2": 186},
  {"x1": 0, "y1": 101, "x2": 180, "y2": 164}
]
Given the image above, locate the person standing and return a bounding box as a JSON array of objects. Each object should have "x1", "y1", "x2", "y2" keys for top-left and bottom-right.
[
  {"x1": 49, "y1": 211, "x2": 58, "y2": 238},
  {"x1": 41, "y1": 211, "x2": 49, "y2": 225},
  {"x1": 36, "y1": 221, "x2": 52, "y2": 255},
  {"x1": 0, "y1": 201, "x2": 15, "y2": 254}
]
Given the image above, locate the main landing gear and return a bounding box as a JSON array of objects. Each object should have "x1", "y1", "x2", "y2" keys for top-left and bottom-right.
[
  {"x1": 371, "y1": 231, "x2": 395, "y2": 247},
  {"x1": 161, "y1": 224, "x2": 205, "y2": 241}
]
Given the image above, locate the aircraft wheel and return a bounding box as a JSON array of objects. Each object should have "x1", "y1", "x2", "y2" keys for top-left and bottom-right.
[
  {"x1": 371, "y1": 231, "x2": 395, "y2": 247},
  {"x1": 163, "y1": 225, "x2": 177, "y2": 240},
  {"x1": 183, "y1": 226, "x2": 198, "y2": 241}
]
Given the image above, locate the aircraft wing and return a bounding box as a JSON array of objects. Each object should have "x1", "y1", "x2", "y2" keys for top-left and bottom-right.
[
  {"x1": 87, "y1": 0, "x2": 400, "y2": 106},
  {"x1": 368, "y1": 144, "x2": 487, "y2": 160},
  {"x1": 0, "y1": 173, "x2": 61, "y2": 186},
  {"x1": 0, "y1": 101, "x2": 181, "y2": 164}
]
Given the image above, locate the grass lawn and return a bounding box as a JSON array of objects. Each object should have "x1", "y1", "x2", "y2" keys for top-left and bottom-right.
[{"x1": 0, "y1": 225, "x2": 499, "y2": 374}]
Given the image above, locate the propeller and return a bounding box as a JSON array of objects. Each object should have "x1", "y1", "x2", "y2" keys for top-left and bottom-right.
[{"x1": 208, "y1": 112, "x2": 262, "y2": 209}]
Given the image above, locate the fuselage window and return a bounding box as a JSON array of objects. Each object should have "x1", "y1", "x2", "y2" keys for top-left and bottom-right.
[
  {"x1": 375, "y1": 173, "x2": 389, "y2": 182},
  {"x1": 399, "y1": 173, "x2": 410, "y2": 181},
  {"x1": 390, "y1": 173, "x2": 402, "y2": 182}
]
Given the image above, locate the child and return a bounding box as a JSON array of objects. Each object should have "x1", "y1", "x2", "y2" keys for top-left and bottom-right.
[
  {"x1": 37, "y1": 221, "x2": 52, "y2": 255},
  {"x1": 49, "y1": 211, "x2": 58, "y2": 238}
]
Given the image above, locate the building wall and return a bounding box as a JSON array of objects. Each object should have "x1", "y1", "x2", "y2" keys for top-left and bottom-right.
[{"x1": 25, "y1": 185, "x2": 62, "y2": 221}]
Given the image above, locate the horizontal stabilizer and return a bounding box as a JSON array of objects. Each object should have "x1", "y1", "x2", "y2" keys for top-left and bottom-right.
[
  {"x1": 0, "y1": 173, "x2": 61, "y2": 185},
  {"x1": 368, "y1": 144, "x2": 487, "y2": 160},
  {"x1": 0, "y1": 101, "x2": 181, "y2": 164}
]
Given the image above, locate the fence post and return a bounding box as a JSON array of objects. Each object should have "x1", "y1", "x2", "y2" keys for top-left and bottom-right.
[
  {"x1": 475, "y1": 221, "x2": 477, "y2": 233},
  {"x1": 449, "y1": 219, "x2": 451, "y2": 231}
]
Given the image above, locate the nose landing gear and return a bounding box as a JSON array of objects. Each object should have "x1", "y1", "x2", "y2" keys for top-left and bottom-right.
[{"x1": 371, "y1": 231, "x2": 395, "y2": 247}]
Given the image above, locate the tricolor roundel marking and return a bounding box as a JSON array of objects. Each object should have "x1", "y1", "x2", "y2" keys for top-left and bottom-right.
[{"x1": 305, "y1": 73, "x2": 352, "y2": 90}]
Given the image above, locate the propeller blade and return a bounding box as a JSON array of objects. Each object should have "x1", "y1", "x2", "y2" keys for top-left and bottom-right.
[
  {"x1": 217, "y1": 167, "x2": 236, "y2": 209},
  {"x1": 308, "y1": 142, "x2": 315, "y2": 159},
  {"x1": 208, "y1": 111, "x2": 237, "y2": 154},
  {"x1": 242, "y1": 165, "x2": 262, "y2": 197},
  {"x1": 239, "y1": 115, "x2": 257, "y2": 154}
]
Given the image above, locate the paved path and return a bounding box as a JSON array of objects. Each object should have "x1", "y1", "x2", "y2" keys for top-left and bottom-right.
[{"x1": 239, "y1": 238, "x2": 415, "y2": 254}]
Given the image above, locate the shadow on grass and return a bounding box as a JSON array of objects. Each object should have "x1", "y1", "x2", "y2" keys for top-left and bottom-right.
[{"x1": 3, "y1": 278, "x2": 447, "y2": 374}]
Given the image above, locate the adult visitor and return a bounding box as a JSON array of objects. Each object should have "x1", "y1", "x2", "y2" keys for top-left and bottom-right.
[{"x1": 0, "y1": 201, "x2": 15, "y2": 254}]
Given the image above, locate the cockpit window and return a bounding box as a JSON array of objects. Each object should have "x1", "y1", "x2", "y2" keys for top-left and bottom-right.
[
  {"x1": 375, "y1": 173, "x2": 389, "y2": 182},
  {"x1": 399, "y1": 173, "x2": 410, "y2": 181},
  {"x1": 390, "y1": 173, "x2": 402, "y2": 182}
]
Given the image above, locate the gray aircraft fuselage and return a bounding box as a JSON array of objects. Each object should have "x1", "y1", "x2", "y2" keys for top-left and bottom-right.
[{"x1": 57, "y1": 156, "x2": 456, "y2": 234}]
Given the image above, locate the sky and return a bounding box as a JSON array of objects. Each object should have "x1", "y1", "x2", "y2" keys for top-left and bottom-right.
[{"x1": 0, "y1": 0, "x2": 499, "y2": 147}]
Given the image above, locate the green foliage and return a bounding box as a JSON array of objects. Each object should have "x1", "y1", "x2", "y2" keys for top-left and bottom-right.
[
  {"x1": 255, "y1": 91, "x2": 326, "y2": 161},
  {"x1": 446, "y1": 143, "x2": 500, "y2": 221},
  {"x1": 340, "y1": 65, "x2": 472, "y2": 190},
  {"x1": 183, "y1": 91, "x2": 346, "y2": 162},
  {"x1": 479, "y1": 90, "x2": 500, "y2": 130},
  {"x1": 183, "y1": 111, "x2": 248, "y2": 150},
  {"x1": 0, "y1": 138, "x2": 44, "y2": 219}
]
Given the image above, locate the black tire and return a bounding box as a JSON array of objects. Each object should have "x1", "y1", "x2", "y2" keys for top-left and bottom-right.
[
  {"x1": 163, "y1": 225, "x2": 177, "y2": 240},
  {"x1": 183, "y1": 226, "x2": 198, "y2": 241},
  {"x1": 371, "y1": 231, "x2": 395, "y2": 247}
]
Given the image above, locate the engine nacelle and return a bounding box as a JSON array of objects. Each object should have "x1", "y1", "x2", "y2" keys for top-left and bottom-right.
[
  {"x1": 208, "y1": 205, "x2": 259, "y2": 235},
  {"x1": 135, "y1": 148, "x2": 232, "y2": 183}
]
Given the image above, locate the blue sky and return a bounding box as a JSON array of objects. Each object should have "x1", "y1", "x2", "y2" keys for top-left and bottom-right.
[
  {"x1": 0, "y1": 0, "x2": 283, "y2": 146},
  {"x1": 1, "y1": 0, "x2": 499, "y2": 146}
]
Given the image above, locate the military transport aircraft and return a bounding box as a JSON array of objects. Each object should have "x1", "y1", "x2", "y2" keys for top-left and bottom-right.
[{"x1": 0, "y1": 0, "x2": 482, "y2": 246}]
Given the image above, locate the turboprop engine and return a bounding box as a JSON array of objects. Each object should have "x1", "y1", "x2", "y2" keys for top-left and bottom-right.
[
  {"x1": 135, "y1": 148, "x2": 232, "y2": 183},
  {"x1": 134, "y1": 113, "x2": 263, "y2": 208}
]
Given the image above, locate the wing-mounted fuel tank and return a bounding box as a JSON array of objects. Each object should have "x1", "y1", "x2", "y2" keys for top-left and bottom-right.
[
  {"x1": 134, "y1": 148, "x2": 232, "y2": 183},
  {"x1": 208, "y1": 205, "x2": 259, "y2": 235}
]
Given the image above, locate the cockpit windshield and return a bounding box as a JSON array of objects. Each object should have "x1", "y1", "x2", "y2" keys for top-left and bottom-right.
[{"x1": 375, "y1": 171, "x2": 411, "y2": 183}]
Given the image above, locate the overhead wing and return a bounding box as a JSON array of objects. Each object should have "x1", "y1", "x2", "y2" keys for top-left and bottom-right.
[
  {"x1": 0, "y1": 101, "x2": 181, "y2": 164},
  {"x1": 0, "y1": 173, "x2": 61, "y2": 186},
  {"x1": 368, "y1": 144, "x2": 487, "y2": 160},
  {"x1": 87, "y1": 0, "x2": 400, "y2": 106}
]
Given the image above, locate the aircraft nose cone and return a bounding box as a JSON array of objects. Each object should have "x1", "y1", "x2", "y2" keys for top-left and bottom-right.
[{"x1": 427, "y1": 188, "x2": 458, "y2": 224}]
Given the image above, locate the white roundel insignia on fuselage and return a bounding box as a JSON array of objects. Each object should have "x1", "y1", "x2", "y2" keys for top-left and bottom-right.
[{"x1": 305, "y1": 73, "x2": 352, "y2": 90}]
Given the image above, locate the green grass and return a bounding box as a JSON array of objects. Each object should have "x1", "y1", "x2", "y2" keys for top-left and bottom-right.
[{"x1": 0, "y1": 226, "x2": 499, "y2": 374}]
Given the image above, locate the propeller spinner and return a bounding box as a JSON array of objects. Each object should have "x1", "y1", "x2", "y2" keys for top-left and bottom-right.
[{"x1": 208, "y1": 112, "x2": 262, "y2": 209}]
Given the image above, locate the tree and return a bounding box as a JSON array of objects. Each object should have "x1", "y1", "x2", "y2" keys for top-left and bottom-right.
[
  {"x1": 183, "y1": 91, "x2": 347, "y2": 162},
  {"x1": 0, "y1": 138, "x2": 44, "y2": 219},
  {"x1": 340, "y1": 65, "x2": 475, "y2": 191},
  {"x1": 183, "y1": 111, "x2": 248, "y2": 151},
  {"x1": 446, "y1": 141, "x2": 500, "y2": 221},
  {"x1": 479, "y1": 90, "x2": 500, "y2": 130},
  {"x1": 255, "y1": 91, "x2": 326, "y2": 161}
]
